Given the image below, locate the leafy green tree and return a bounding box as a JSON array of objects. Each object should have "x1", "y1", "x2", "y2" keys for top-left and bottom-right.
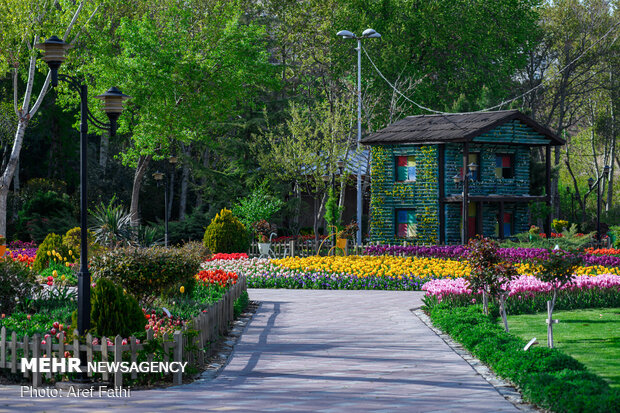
[{"x1": 232, "y1": 181, "x2": 284, "y2": 229}]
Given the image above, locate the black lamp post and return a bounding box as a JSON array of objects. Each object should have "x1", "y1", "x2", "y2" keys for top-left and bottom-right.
[
  {"x1": 453, "y1": 163, "x2": 478, "y2": 243},
  {"x1": 36, "y1": 36, "x2": 130, "y2": 380},
  {"x1": 152, "y1": 171, "x2": 168, "y2": 246},
  {"x1": 153, "y1": 157, "x2": 177, "y2": 248},
  {"x1": 588, "y1": 165, "x2": 610, "y2": 242}
]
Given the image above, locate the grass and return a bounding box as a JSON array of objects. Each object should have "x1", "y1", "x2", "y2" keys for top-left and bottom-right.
[{"x1": 507, "y1": 308, "x2": 620, "y2": 388}]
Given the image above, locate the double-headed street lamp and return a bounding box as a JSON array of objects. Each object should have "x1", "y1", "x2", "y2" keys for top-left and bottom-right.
[
  {"x1": 36, "y1": 36, "x2": 130, "y2": 379},
  {"x1": 337, "y1": 28, "x2": 381, "y2": 246},
  {"x1": 588, "y1": 165, "x2": 610, "y2": 242}
]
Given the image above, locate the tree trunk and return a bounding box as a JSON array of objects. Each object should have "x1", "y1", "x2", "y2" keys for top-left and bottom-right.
[
  {"x1": 547, "y1": 289, "x2": 558, "y2": 348},
  {"x1": 313, "y1": 190, "x2": 327, "y2": 244},
  {"x1": 500, "y1": 294, "x2": 509, "y2": 333},
  {"x1": 100, "y1": 130, "x2": 109, "y2": 170},
  {"x1": 196, "y1": 147, "x2": 209, "y2": 209},
  {"x1": 482, "y1": 290, "x2": 489, "y2": 316},
  {"x1": 130, "y1": 155, "x2": 151, "y2": 227},
  {"x1": 179, "y1": 145, "x2": 191, "y2": 221},
  {"x1": 0, "y1": 119, "x2": 28, "y2": 236}
]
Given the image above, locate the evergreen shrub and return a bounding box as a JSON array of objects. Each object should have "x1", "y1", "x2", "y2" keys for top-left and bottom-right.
[
  {"x1": 203, "y1": 209, "x2": 249, "y2": 253},
  {"x1": 32, "y1": 233, "x2": 69, "y2": 273}
]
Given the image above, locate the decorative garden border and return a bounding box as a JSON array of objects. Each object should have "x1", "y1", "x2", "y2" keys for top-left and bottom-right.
[{"x1": 0, "y1": 276, "x2": 247, "y2": 388}]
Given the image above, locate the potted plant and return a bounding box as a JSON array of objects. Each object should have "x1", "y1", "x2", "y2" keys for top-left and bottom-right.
[
  {"x1": 0, "y1": 235, "x2": 6, "y2": 257},
  {"x1": 337, "y1": 221, "x2": 359, "y2": 250},
  {"x1": 253, "y1": 220, "x2": 276, "y2": 256}
]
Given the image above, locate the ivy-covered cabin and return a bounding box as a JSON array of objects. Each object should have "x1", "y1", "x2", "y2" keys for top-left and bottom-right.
[{"x1": 361, "y1": 110, "x2": 564, "y2": 245}]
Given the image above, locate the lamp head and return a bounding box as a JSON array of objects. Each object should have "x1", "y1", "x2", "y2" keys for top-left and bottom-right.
[
  {"x1": 322, "y1": 174, "x2": 330, "y2": 183},
  {"x1": 452, "y1": 174, "x2": 462, "y2": 184},
  {"x1": 337, "y1": 159, "x2": 345, "y2": 171},
  {"x1": 336, "y1": 30, "x2": 355, "y2": 39},
  {"x1": 603, "y1": 165, "x2": 610, "y2": 178},
  {"x1": 34, "y1": 36, "x2": 73, "y2": 87},
  {"x1": 94, "y1": 87, "x2": 131, "y2": 136},
  {"x1": 152, "y1": 171, "x2": 164, "y2": 181},
  {"x1": 467, "y1": 162, "x2": 478, "y2": 173},
  {"x1": 169, "y1": 156, "x2": 178, "y2": 165}
]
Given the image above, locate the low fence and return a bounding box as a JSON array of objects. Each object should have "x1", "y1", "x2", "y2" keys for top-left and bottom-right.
[
  {"x1": 248, "y1": 240, "x2": 373, "y2": 258},
  {"x1": 0, "y1": 276, "x2": 247, "y2": 388}
]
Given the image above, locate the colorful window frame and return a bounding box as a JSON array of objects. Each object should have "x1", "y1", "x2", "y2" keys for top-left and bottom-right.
[
  {"x1": 396, "y1": 209, "x2": 417, "y2": 238},
  {"x1": 495, "y1": 212, "x2": 513, "y2": 237},
  {"x1": 396, "y1": 156, "x2": 416, "y2": 182},
  {"x1": 495, "y1": 154, "x2": 514, "y2": 179}
]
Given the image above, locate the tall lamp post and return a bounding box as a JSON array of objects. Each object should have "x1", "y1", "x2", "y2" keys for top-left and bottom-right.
[
  {"x1": 36, "y1": 36, "x2": 130, "y2": 379},
  {"x1": 336, "y1": 28, "x2": 381, "y2": 246},
  {"x1": 588, "y1": 164, "x2": 610, "y2": 242},
  {"x1": 453, "y1": 162, "x2": 479, "y2": 244},
  {"x1": 152, "y1": 156, "x2": 177, "y2": 247}
]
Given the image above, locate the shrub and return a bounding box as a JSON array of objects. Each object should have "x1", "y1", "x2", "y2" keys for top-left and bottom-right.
[
  {"x1": 90, "y1": 242, "x2": 207, "y2": 304},
  {"x1": 62, "y1": 227, "x2": 102, "y2": 260},
  {"x1": 89, "y1": 197, "x2": 133, "y2": 248},
  {"x1": 0, "y1": 259, "x2": 39, "y2": 314},
  {"x1": 203, "y1": 208, "x2": 249, "y2": 253},
  {"x1": 15, "y1": 190, "x2": 78, "y2": 243},
  {"x1": 231, "y1": 180, "x2": 283, "y2": 229},
  {"x1": 32, "y1": 233, "x2": 70, "y2": 273},
  {"x1": 90, "y1": 278, "x2": 145, "y2": 337},
  {"x1": 428, "y1": 305, "x2": 619, "y2": 413}
]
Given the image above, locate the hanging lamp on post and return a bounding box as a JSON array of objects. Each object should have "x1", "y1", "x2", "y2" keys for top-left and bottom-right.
[
  {"x1": 36, "y1": 35, "x2": 131, "y2": 382},
  {"x1": 336, "y1": 28, "x2": 381, "y2": 247}
]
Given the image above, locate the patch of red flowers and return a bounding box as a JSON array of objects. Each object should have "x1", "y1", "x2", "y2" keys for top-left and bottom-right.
[
  {"x1": 205, "y1": 253, "x2": 248, "y2": 261},
  {"x1": 195, "y1": 269, "x2": 238, "y2": 288}
]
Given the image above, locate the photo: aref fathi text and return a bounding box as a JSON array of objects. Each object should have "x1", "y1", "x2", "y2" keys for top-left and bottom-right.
[{"x1": 21, "y1": 385, "x2": 131, "y2": 398}]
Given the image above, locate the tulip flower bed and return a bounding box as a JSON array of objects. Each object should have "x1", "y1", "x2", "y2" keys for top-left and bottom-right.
[
  {"x1": 201, "y1": 254, "x2": 620, "y2": 292},
  {"x1": 422, "y1": 274, "x2": 620, "y2": 314},
  {"x1": 365, "y1": 244, "x2": 620, "y2": 269}
]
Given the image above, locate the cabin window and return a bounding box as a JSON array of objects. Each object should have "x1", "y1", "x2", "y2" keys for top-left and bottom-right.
[
  {"x1": 495, "y1": 212, "x2": 513, "y2": 237},
  {"x1": 495, "y1": 154, "x2": 514, "y2": 179},
  {"x1": 396, "y1": 156, "x2": 416, "y2": 182},
  {"x1": 396, "y1": 209, "x2": 417, "y2": 238}
]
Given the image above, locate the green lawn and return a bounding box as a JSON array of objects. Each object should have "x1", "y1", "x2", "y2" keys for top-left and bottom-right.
[{"x1": 507, "y1": 308, "x2": 620, "y2": 388}]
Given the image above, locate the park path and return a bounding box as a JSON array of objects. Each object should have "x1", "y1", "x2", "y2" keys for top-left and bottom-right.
[{"x1": 0, "y1": 289, "x2": 518, "y2": 412}]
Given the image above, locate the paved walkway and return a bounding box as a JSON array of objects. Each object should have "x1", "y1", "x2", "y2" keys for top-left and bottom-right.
[{"x1": 0, "y1": 289, "x2": 519, "y2": 412}]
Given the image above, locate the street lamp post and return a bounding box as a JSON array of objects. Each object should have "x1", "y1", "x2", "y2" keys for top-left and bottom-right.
[
  {"x1": 152, "y1": 171, "x2": 168, "y2": 246},
  {"x1": 36, "y1": 36, "x2": 130, "y2": 380},
  {"x1": 588, "y1": 165, "x2": 610, "y2": 243},
  {"x1": 453, "y1": 162, "x2": 478, "y2": 243},
  {"x1": 153, "y1": 157, "x2": 178, "y2": 247},
  {"x1": 336, "y1": 28, "x2": 381, "y2": 247}
]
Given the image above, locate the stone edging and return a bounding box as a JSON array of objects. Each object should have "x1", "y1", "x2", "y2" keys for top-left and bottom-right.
[
  {"x1": 191, "y1": 301, "x2": 260, "y2": 384},
  {"x1": 410, "y1": 307, "x2": 540, "y2": 413}
]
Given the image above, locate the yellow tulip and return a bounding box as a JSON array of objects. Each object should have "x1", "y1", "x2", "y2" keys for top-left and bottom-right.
[
  {"x1": 180, "y1": 286, "x2": 185, "y2": 293},
  {"x1": 52, "y1": 270, "x2": 58, "y2": 277}
]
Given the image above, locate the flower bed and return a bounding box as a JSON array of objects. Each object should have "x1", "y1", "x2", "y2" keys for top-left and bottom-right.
[
  {"x1": 422, "y1": 274, "x2": 620, "y2": 313},
  {"x1": 365, "y1": 244, "x2": 620, "y2": 269}
]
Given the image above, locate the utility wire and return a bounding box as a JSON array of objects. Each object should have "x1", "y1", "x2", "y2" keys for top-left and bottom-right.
[{"x1": 362, "y1": 19, "x2": 620, "y2": 115}]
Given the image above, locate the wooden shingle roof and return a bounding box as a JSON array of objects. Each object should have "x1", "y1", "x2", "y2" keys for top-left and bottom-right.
[{"x1": 361, "y1": 110, "x2": 564, "y2": 146}]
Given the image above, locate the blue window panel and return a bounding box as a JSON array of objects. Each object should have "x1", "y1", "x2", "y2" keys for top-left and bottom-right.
[{"x1": 407, "y1": 166, "x2": 416, "y2": 181}]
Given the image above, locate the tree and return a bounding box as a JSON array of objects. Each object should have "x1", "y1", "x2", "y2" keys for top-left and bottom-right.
[
  {"x1": 466, "y1": 237, "x2": 518, "y2": 332},
  {"x1": 79, "y1": 0, "x2": 273, "y2": 226},
  {"x1": 232, "y1": 181, "x2": 284, "y2": 229},
  {"x1": 255, "y1": 97, "x2": 354, "y2": 240},
  {"x1": 0, "y1": 0, "x2": 100, "y2": 237},
  {"x1": 536, "y1": 249, "x2": 582, "y2": 347}
]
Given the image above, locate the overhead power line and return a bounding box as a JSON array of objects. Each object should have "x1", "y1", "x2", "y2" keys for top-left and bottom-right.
[{"x1": 361, "y1": 19, "x2": 620, "y2": 115}]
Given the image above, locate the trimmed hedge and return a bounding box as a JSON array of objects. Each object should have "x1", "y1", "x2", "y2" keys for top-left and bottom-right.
[
  {"x1": 90, "y1": 242, "x2": 207, "y2": 305},
  {"x1": 428, "y1": 304, "x2": 620, "y2": 413}
]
